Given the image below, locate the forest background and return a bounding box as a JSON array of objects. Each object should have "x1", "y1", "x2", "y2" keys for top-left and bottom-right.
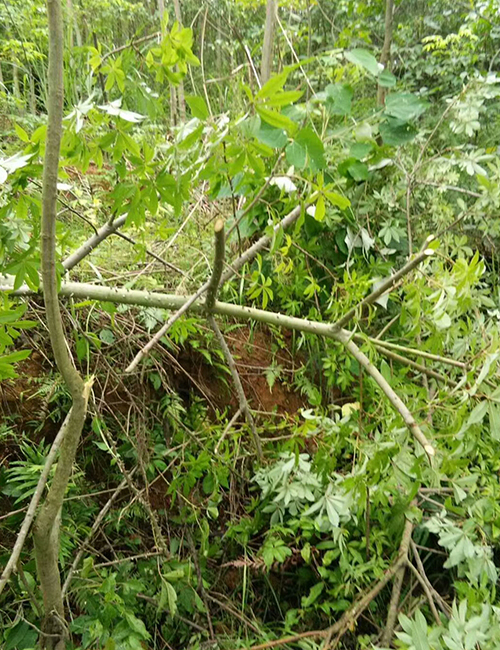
[{"x1": 2, "y1": 1, "x2": 500, "y2": 649}]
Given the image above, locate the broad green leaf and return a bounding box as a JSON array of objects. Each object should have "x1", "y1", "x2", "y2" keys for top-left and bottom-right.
[
  {"x1": 378, "y1": 69, "x2": 397, "y2": 87},
  {"x1": 345, "y1": 48, "x2": 380, "y2": 76},
  {"x1": 255, "y1": 71, "x2": 289, "y2": 100},
  {"x1": 315, "y1": 194, "x2": 325, "y2": 221},
  {"x1": 14, "y1": 123, "x2": 30, "y2": 142},
  {"x1": 256, "y1": 106, "x2": 297, "y2": 134},
  {"x1": 301, "y1": 582, "x2": 324, "y2": 607},
  {"x1": 347, "y1": 160, "x2": 369, "y2": 181},
  {"x1": 266, "y1": 90, "x2": 303, "y2": 107},
  {"x1": 325, "y1": 83, "x2": 353, "y2": 116},
  {"x1": 323, "y1": 190, "x2": 350, "y2": 210},
  {"x1": 256, "y1": 121, "x2": 288, "y2": 148},
  {"x1": 384, "y1": 93, "x2": 429, "y2": 122},
  {"x1": 185, "y1": 95, "x2": 209, "y2": 120},
  {"x1": 380, "y1": 118, "x2": 418, "y2": 146},
  {"x1": 294, "y1": 127, "x2": 325, "y2": 171},
  {"x1": 489, "y1": 402, "x2": 500, "y2": 441},
  {"x1": 286, "y1": 141, "x2": 306, "y2": 169}
]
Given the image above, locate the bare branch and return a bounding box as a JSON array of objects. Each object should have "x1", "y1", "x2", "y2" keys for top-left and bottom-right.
[
  {"x1": 209, "y1": 316, "x2": 263, "y2": 459},
  {"x1": 62, "y1": 216, "x2": 127, "y2": 272},
  {"x1": 0, "y1": 410, "x2": 72, "y2": 597}
]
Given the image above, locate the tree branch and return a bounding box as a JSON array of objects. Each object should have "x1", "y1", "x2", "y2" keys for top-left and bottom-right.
[
  {"x1": 0, "y1": 410, "x2": 72, "y2": 598},
  {"x1": 205, "y1": 218, "x2": 225, "y2": 311}
]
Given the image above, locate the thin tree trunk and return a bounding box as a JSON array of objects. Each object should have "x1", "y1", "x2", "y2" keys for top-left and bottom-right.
[
  {"x1": 261, "y1": 0, "x2": 276, "y2": 84},
  {"x1": 34, "y1": 0, "x2": 90, "y2": 645},
  {"x1": 12, "y1": 64, "x2": 21, "y2": 100},
  {"x1": 172, "y1": 0, "x2": 186, "y2": 121},
  {"x1": 377, "y1": 0, "x2": 394, "y2": 106},
  {"x1": 0, "y1": 63, "x2": 4, "y2": 88},
  {"x1": 29, "y1": 74, "x2": 36, "y2": 114}
]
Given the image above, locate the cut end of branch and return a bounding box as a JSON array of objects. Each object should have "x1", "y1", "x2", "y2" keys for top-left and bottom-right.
[
  {"x1": 214, "y1": 218, "x2": 225, "y2": 233},
  {"x1": 424, "y1": 444, "x2": 436, "y2": 457}
]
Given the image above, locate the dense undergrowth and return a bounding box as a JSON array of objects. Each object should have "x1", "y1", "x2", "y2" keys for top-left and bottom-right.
[{"x1": 2, "y1": 0, "x2": 500, "y2": 649}]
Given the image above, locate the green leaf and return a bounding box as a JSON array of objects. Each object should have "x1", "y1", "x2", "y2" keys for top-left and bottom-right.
[
  {"x1": 325, "y1": 83, "x2": 353, "y2": 116},
  {"x1": 286, "y1": 141, "x2": 306, "y2": 169},
  {"x1": 301, "y1": 582, "x2": 324, "y2": 607},
  {"x1": 255, "y1": 71, "x2": 289, "y2": 100},
  {"x1": 266, "y1": 90, "x2": 303, "y2": 107},
  {"x1": 315, "y1": 195, "x2": 325, "y2": 221},
  {"x1": 14, "y1": 123, "x2": 30, "y2": 142},
  {"x1": 489, "y1": 402, "x2": 500, "y2": 441},
  {"x1": 384, "y1": 93, "x2": 430, "y2": 122},
  {"x1": 323, "y1": 190, "x2": 350, "y2": 210},
  {"x1": 256, "y1": 121, "x2": 288, "y2": 148},
  {"x1": 4, "y1": 620, "x2": 38, "y2": 650},
  {"x1": 345, "y1": 48, "x2": 380, "y2": 76},
  {"x1": 347, "y1": 160, "x2": 369, "y2": 181},
  {"x1": 255, "y1": 106, "x2": 297, "y2": 134},
  {"x1": 185, "y1": 95, "x2": 209, "y2": 120},
  {"x1": 379, "y1": 118, "x2": 417, "y2": 146},
  {"x1": 378, "y1": 69, "x2": 397, "y2": 87},
  {"x1": 294, "y1": 127, "x2": 325, "y2": 171}
]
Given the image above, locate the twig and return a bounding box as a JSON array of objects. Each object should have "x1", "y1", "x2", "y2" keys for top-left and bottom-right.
[
  {"x1": 114, "y1": 231, "x2": 186, "y2": 276},
  {"x1": 187, "y1": 533, "x2": 215, "y2": 641},
  {"x1": 63, "y1": 215, "x2": 127, "y2": 271},
  {"x1": 380, "y1": 562, "x2": 405, "y2": 647},
  {"x1": 205, "y1": 219, "x2": 262, "y2": 458},
  {"x1": 375, "y1": 346, "x2": 457, "y2": 387},
  {"x1": 410, "y1": 540, "x2": 451, "y2": 617},
  {"x1": 214, "y1": 408, "x2": 242, "y2": 454},
  {"x1": 0, "y1": 409, "x2": 73, "y2": 597},
  {"x1": 125, "y1": 282, "x2": 210, "y2": 372},
  {"x1": 406, "y1": 561, "x2": 441, "y2": 625},
  {"x1": 209, "y1": 316, "x2": 263, "y2": 459},
  {"x1": 321, "y1": 515, "x2": 414, "y2": 650}
]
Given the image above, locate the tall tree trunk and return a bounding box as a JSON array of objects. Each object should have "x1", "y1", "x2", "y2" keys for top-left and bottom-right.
[
  {"x1": 12, "y1": 64, "x2": 21, "y2": 100},
  {"x1": 29, "y1": 74, "x2": 37, "y2": 114},
  {"x1": 377, "y1": 0, "x2": 394, "y2": 106},
  {"x1": 34, "y1": 0, "x2": 90, "y2": 646},
  {"x1": 172, "y1": 0, "x2": 186, "y2": 121},
  {"x1": 261, "y1": 0, "x2": 276, "y2": 84}
]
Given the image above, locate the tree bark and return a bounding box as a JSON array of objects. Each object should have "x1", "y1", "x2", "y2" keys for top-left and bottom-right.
[
  {"x1": 261, "y1": 0, "x2": 276, "y2": 84},
  {"x1": 34, "y1": 0, "x2": 90, "y2": 645},
  {"x1": 377, "y1": 0, "x2": 394, "y2": 106},
  {"x1": 172, "y1": 0, "x2": 186, "y2": 121}
]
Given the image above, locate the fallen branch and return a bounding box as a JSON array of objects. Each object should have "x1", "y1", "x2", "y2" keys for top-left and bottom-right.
[
  {"x1": 205, "y1": 219, "x2": 263, "y2": 459},
  {"x1": 406, "y1": 561, "x2": 441, "y2": 626},
  {"x1": 380, "y1": 563, "x2": 406, "y2": 647},
  {"x1": 125, "y1": 203, "x2": 305, "y2": 371},
  {"x1": 335, "y1": 330, "x2": 435, "y2": 459},
  {"x1": 210, "y1": 316, "x2": 263, "y2": 459},
  {"x1": 15, "y1": 281, "x2": 436, "y2": 456}
]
